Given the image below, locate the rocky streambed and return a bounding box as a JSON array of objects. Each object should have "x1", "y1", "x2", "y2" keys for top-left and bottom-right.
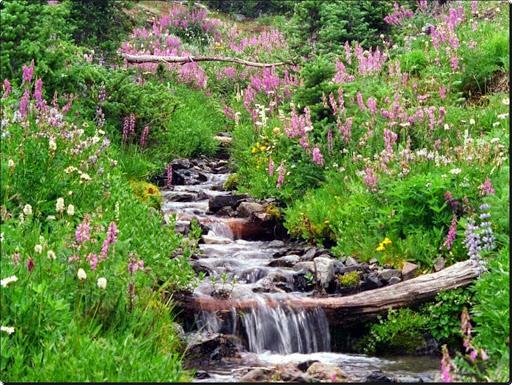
[{"x1": 156, "y1": 157, "x2": 443, "y2": 382}]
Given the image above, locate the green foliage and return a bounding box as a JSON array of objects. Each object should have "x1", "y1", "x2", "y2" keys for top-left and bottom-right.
[
  {"x1": 201, "y1": 0, "x2": 296, "y2": 18},
  {"x1": 288, "y1": 1, "x2": 392, "y2": 57},
  {"x1": 400, "y1": 49, "x2": 428, "y2": 75},
  {"x1": 223, "y1": 173, "x2": 239, "y2": 190},
  {"x1": 130, "y1": 180, "x2": 162, "y2": 210},
  {"x1": 470, "y1": 245, "x2": 510, "y2": 382},
  {"x1": 421, "y1": 288, "x2": 474, "y2": 343},
  {"x1": 355, "y1": 308, "x2": 429, "y2": 355},
  {"x1": 338, "y1": 271, "x2": 359, "y2": 287}
]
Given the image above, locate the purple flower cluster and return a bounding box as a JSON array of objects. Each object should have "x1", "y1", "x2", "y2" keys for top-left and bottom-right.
[
  {"x1": 384, "y1": 3, "x2": 415, "y2": 26},
  {"x1": 98, "y1": 82, "x2": 106, "y2": 103},
  {"x1": 3, "y1": 79, "x2": 12, "y2": 99},
  {"x1": 75, "y1": 223, "x2": 91, "y2": 244},
  {"x1": 443, "y1": 214, "x2": 458, "y2": 250},
  {"x1": 19, "y1": 88, "x2": 30, "y2": 118},
  {"x1": 128, "y1": 256, "x2": 144, "y2": 275},
  {"x1": 87, "y1": 253, "x2": 98, "y2": 271},
  {"x1": 312, "y1": 146, "x2": 324, "y2": 166},
  {"x1": 478, "y1": 176, "x2": 495, "y2": 196},
  {"x1": 22, "y1": 60, "x2": 35, "y2": 84},
  {"x1": 140, "y1": 126, "x2": 150, "y2": 149},
  {"x1": 364, "y1": 168, "x2": 378, "y2": 192},
  {"x1": 276, "y1": 160, "x2": 285, "y2": 188},
  {"x1": 268, "y1": 157, "x2": 275, "y2": 177},
  {"x1": 100, "y1": 222, "x2": 118, "y2": 259},
  {"x1": 463, "y1": 204, "x2": 495, "y2": 277}
]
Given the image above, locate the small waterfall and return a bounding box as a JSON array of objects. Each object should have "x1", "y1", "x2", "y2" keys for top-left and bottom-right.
[
  {"x1": 207, "y1": 221, "x2": 234, "y2": 240},
  {"x1": 241, "y1": 297, "x2": 331, "y2": 354},
  {"x1": 195, "y1": 296, "x2": 331, "y2": 355}
]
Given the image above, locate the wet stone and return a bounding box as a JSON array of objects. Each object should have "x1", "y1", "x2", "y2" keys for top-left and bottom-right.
[
  {"x1": 268, "y1": 255, "x2": 300, "y2": 268},
  {"x1": 292, "y1": 262, "x2": 315, "y2": 274},
  {"x1": 389, "y1": 276, "x2": 402, "y2": 285},
  {"x1": 378, "y1": 269, "x2": 401, "y2": 282},
  {"x1": 268, "y1": 240, "x2": 285, "y2": 248},
  {"x1": 345, "y1": 256, "x2": 359, "y2": 266},
  {"x1": 362, "y1": 274, "x2": 383, "y2": 290},
  {"x1": 300, "y1": 247, "x2": 317, "y2": 261},
  {"x1": 365, "y1": 370, "x2": 398, "y2": 382}
]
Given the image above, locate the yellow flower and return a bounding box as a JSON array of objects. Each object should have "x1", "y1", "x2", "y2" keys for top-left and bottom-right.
[
  {"x1": 260, "y1": 146, "x2": 267, "y2": 151},
  {"x1": 382, "y1": 237, "x2": 392, "y2": 245},
  {"x1": 376, "y1": 243, "x2": 385, "y2": 251},
  {"x1": 251, "y1": 147, "x2": 256, "y2": 153}
]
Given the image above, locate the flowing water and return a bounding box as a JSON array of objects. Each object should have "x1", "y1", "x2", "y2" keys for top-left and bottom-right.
[{"x1": 162, "y1": 164, "x2": 441, "y2": 382}]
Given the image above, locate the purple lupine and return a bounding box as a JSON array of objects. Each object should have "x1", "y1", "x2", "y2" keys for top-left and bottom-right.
[
  {"x1": 22, "y1": 60, "x2": 34, "y2": 84},
  {"x1": 443, "y1": 215, "x2": 458, "y2": 250},
  {"x1": 329, "y1": 92, "x2": 338, "y2": 115},
  {"x1": 383, "y1": 129, "x2": 398, "y2": 153},
  {"x1": 62, "y1": 95, "x2": 73, "y2": 114},
  {"x1": 19, "y1": 87, "x2": 30, "y2": 117},
  {"x1": 98, "y1": 82, "x2": 106, "y2": 103},
  {"x1": 268, "y1": 157, "x2": 275, "y2": 177},
  {"x1": 87, "y1": 253, "x2": 98, "y2": 271},
  {"x1": 75, "y1": 223, "x2": 91, "y2": 243},
  {"x1": 140, "y1": 126, "x2": 150, "y2": 149},
  {"x1": 472, "y1": 21, "x2": 478, "y2": 32},
  {"x1": 479, "y1": 204, "x2": 495, "y2": 251},
  {"x1": 95, "y1": 106, "x2": 105, "y2": 128},
  {"x1": 444, "y1": 190, "x2": 453, "y2": 202},
  {"x1": 440, "y1": 86, "x2": 447, "y2": 100},
  {"x1": 364, "y1": 168, "x2": 378, "y2": 192},
  {"x1": 356, "y1": 92, "x2": 366, "y2": 112},
  {"x1": 166, "y1": 163, "x2": 173, "y2": 188},
  {"x1": 312, "y1": 146, "x2": 324, "y2": 166},
  {"x1": 276, "y1": 160, "x2": 285, "y2": 188},
  {"x1": 367, "y1": 97, "x2": 377, "y2": 116},
  {"x1": 2, "y1": 79, "x2": 12, "y2": 98},
  {"x1": 469, "y1": 38, "x2": 477, "y2": 50},
  {"x1": 478, "y1": 176, "x2": 495, "y2": 196}
]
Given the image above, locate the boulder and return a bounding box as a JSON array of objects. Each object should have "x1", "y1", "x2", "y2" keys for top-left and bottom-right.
[
  {"x1": 237, "y1": 202, "x2": 265, "y2": 217},
  {"x1": 268, "y1": 240, "x2": 285, "y2": 248},
  {"x1": 300, "y1": 247, "x2": 317, "y2": 261},
  {"x1": 293, "y1": 262, "x2": 315, "y2": 274},
  {"x1": 297, "y1": 360, "x2": 320, "y2": 372},
  {"x1": 434, "y1": 257, "x2": 445, "y2": 272},
  {"x1": 389, "y1": 276, "x2": 402, "y2": 285},
  {"x1": 240, "y1": 368, "x2": 271, "y2": 382},
  {"x1": 201, "y1": 234, "x2": 232, "y2": 244},
  {"x1": 378, "y1": 269, "x2": 401, "y2": 282},
  {"x1": 314, "y1": 257, "x2": 335, "y2": 289},
  {"x1": 307, "y1": 362, "x2": 348, "y2": 382},
  {"x1": 401, "y1": 262, "x2": 418, "y2": 281},
  {"x1": 365, "y1": 370, "x2": 398, "y2": 382},
  {"x1": 345, "y1": 256, "x2": 359, "y2": 266},
  {"x1": 362, "y1": 274, "x2": 383, "y2": 290},
  {"x1": 268, "y1": 255, "x2": 300, "y2": 268},
  {"x1": 209, "y1": 195, "x2": 246, "y2": 213},
  {"x1": 184, "y1": 334, "x2": 240, "y2": 367}
]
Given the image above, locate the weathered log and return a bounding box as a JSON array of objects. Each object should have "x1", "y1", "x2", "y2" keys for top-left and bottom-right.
[
  {"x1": 119, "y1": 53, "x2": 291, "y2": 68},
  {"x1": 176, "y1": 260, "x2": 478, "y2": 326}
]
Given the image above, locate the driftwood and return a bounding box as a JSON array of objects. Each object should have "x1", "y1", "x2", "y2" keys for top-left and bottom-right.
[
  {"x1": 176, "y1": 260, "x2": 478, "y2": 326},
  {"x1": 120, "y1": 53, "x2": 291, "y2": 68}
]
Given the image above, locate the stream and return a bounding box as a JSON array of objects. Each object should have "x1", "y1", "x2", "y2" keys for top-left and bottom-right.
[{"x1": 160, "y1": 158, "x2": 441, "y2": 382}]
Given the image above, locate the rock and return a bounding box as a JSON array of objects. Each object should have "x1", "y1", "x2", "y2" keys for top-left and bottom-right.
[
  {"x1": 335, "y1": 264, "x2": 361, "y2": 275},
  {"x1": 378, "y1": 269, "x2": 401, "y2": 282},
  {"x1": 434, "y1": 257, "x2": 445, "y2": 272},
  {"x1": 174, "y1": 220, "x2": 190, "y2": 234},
  {"x1": 240, "y1": 368, "x2": 271, "y2": 382},
  {"x1": 201, "y1": 234, "x2": 232, "y2": 244},
  {"x1": 301, "y1": 247, "x2": 317, "y2": 261},
  {"x1": 194, "y1": 370, "x2": 211, "y2": 379},
  {"x1": 389, "y1": 276, "x2": 402, "y2": 285},
  {"x1": 369, "y1": 257, "x2": 379, "y2": 264},
  {"x1": 362, "y1": 274, "x2": 383, "y2": 290},
  {"x1": 314, "y1": 257, "x2": 335, "y2": 289},
  {"x1": 190, "y1": 261, "x2": 211, "y2": 276},
  {"x1": 166, "y1": 192, "x2": 197, "y2": 202},
  {"x1": 365, "y1": 370, "x2": 398, "y2": 382},
  {"x1": 292, "y1": 262, "x2": 315, "y2": 274},
  {"x1": 401, "y1": 262, "x2": 418, "y2": 281},
  {"x1": 185, "y1": 334, "x2": 240, "y2": 366},
  {"x1": 214, "y1": 135, "x2": 233, "y2": 145},
  {"x1": 240, "y1": 268, "x2": 268, "y2": 283},
  {"x1": 297, "y1": 360, "x2": 320, "y2": 372},
  {"x1": 307, "y1": 362, "x2": 348, "y2": 382},
  {"x1": 268, "y1": 255, "x2": 300, "y2": 268},
  {"x1": 268, "y1": 240, "x2": 285, "y2": 248},
  {"x1": 293, "y1": 272, "x2": 314, "y2": 292},
  {"x1": 171, "y1": 158, "x2": 192, "y2": 170},
  {"x1": 237, "y1": 202, "x2": 265, "y2": 217},
  {"x1": 345, "y1": 256, "x2": 359, "y2": 266},
  {"x1": 209, "y1": 195, "x2": 246, "y2": 213},
  {"x1": 396, "y1": 374, "x2": 423, "y2": 383},
  {"x1": 215, "y1": 206, "x2": 236, "y2": 217}
]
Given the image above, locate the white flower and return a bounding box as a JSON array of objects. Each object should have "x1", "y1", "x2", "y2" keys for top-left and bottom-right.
[
  {"x1": 450, "y1": 168, "x2": 462, "y2": 175},
  {"x1": 441, "y1": 174, "x2": 447, "y2": 179},
  {"x1": 80, "y1": 173, "x2": 91, "y2": 182},
  {"x1": 490, "y1": 138, "x2": 500, "y2": 143},
  {"x1": 64, "y1": 166, "x2": 78, "y2": 174},
  {"x1": 47, "y1": 250, "x2": 56, "y2": 260},
  {"x1": 492, "y1": 122, "x2": 500, "y2": 127},
  {"x1": 8, "y1": 159, "x2": 14, "y2": 168},
  {"x1": 67, "y1": 204, "x2": 75, "y2": 216},
  {"x1": 1, "y1": 326, "x2": 15, "y2": 334},
  {"x1": 0, "y1": 233, "x2": 3, "y2": 242},
  {"x1": 23, "y1": 204, "x2": 33, "y2": 216},
  {"x1": 444, "y1": 124, "x2": 450, "y2": 131},
  {"x1": 47, "y1": 215, "x2": 56, "y2": 220},
  {"x1": 503, "y1": 98, "x2": 510, "y2": 105},
  {"x1": 497, "y1": 113, "x2": 509, "y2": 119},
  {"x1": 34, "y1": 244, "x2": 43, "y2": 254},
  {"x1": 97, "y1": 277, "x2": 107, "y2": 290},
  {"x1": 77, "y1": 268, "x2": 87, "y2": 281},
  {"x1": 1, "y1": 275, "x2": 18, "y2": 287},
  {"x1": 56, "y1": 197, "x2": 65, "y2": 213},
  {"x1": 49, "y1": 139, "x2": 57, "y2": 151},
  {"x1": 469, "y1": 119, "x2": 475, "y2": 125}
]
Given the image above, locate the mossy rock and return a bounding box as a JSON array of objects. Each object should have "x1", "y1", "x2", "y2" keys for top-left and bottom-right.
[
  {"x1": 130, "y1": 180, "x2": 162, "y2": 210},
  {"x1": 265, "y1": 204, "x2": 281, "y2": 220},
  {"x1": 338, "y1": 271, "x2": 360, "y2": 286},
  {"x1": 223, "y1": 173, "x2": 239, "y2": 190}
]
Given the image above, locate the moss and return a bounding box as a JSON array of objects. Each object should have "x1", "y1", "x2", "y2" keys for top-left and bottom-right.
[
  {"x1": 223, "y1": 173, "x2": 239, "y2": 190},
  {"x1": 130, "y1": 180, "x2": 162, "y2": 210},
  {"x1": 265, "y1": 204, "x2": 281, "y2": 220},
  {"x1": 338, "y1": 271, "x2": 360, "y2": 286}
]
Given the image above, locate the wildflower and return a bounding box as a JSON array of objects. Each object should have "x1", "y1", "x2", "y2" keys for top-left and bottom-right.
[
  {"x1": 469, "y1": 349, "x2": 478, "y2": 361},
  {"x1": 478, "y1": 176, "x2": 495, "y2": 196},
  {"x1": 80, "y1": 173, "x2": 91, "y2": 182},
  {"x1": 312, "y1": 146, "x2": 324, "y2": 166},
  {"x1": 268, "y1": 157, "x2": 275, "y2": 177},
  {"x1": 1, "y1": 326, "x2": 15, "y2": 334},
  {"x1": 497, "y1": 113, "x2": 509, "y2": 119},
  {"x1": 503, "y1": 98, "x2": 510, "y2": 105},
  {"x1": 47, "y1": 250, "x2": 56, "y2": 260},
  {"x1": 34, "y1": 244, "x2": 42, "y2": 254},
  {"x1": 376, "y1": 243, "x2": 385, "y2": 251},
  {"x1": 23, "y1": 204, "x2": 33, "y2": 216},
  {"x1": 97, "y1": 277, "x2": 107, "y2": 290},
  {"x1": 443, "y1": 215, "x2": 458, "y2": 250},
  {"x1": 86, "y1": 253, "x2": 98, "y2": 271},
  {"x1": 441, "y1": 345, "x2": 453, "y2": 382},
  {"x1": 27, "y1": 257, "x2": 34, "y2": 272},
  {"x1": 64, "y1": 166, "x2": 78, "y2": 173},
  {"x1": 492, "y1": 122, "x2": 500, "y2": 127},
  {"x1": 49, "y1": 139, "x2": 57, "y2": 152},
  {"x1": 8, "y1": 159, "x2": 14, "y2": 169},
  {"x1": 75, "y1": 223, "x2": 90, "y2": 243},
  {"x1": 490, "y1": 138, "x2": 500, "y2": 144},
  {"x1": 12, "y1": 253, "x2": 20, "y2": 266},
  {"x1": 56, "y1": 197, "x2": 65, "y2": 213},
  {"x1": 469, "y1": 118, "x2": 475, "y2": 125},
  {"x1": 77, "y1": 268, "x2": 87, "y2": 281},
  {"x1": 272, "y1": 127, "x2": 280, "y2": 135},
  {"x1": 480, "y1": 349, "x2": 488, "y2": 360},
  {"x1": 67, "y1": 204, "x2": 75, "y2": 216},
  {"x1": 1, "y1": 275, "x2": 18, "y2": 287},
  {"x1": 276, "y1": 160, "x2": 285, "y2": 188},
  {"x1": 128, "y1": 257, "x2": 144, "y2": 275},
  {"x1": 449, "y1": 168, "x2": 461, "y2": 175},
  {"x1": 382, "y1": 237, "x2": 392, "y2": 245},
  {"x1": 2, "y1": 79, "x2": 12, "y2": 98}
]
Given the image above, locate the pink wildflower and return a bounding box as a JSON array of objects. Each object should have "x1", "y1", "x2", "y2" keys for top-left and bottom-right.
[
  {"x1": 443, "y1": 215, "x2": 458, "y2": 250},
  {"x1": 27, "y1": 257, "x2": 34, "y2": 273},
  {"x1": 312, "y1": 146, "x2": 324, "y2": 166},
  {"x1": 480, "y1": 349, "x2": 488, "y2": 361},
  {"x1": 12, "y1": 253, "x2": 20, "y2": 266},
  {"x1": 140, "y1": 126, "x2": 150, "y2": 149},
  {"x1": 75, "y1": 223, "x2": 90, "y2": 244},
  {"x1": 22, "y1": 60, "x2": 34, "y2": 84},
  {"x1": 478, "y1": 176, "x2": 495, "y2": 196},
  {"x1": 356, "y1": 92, "x2": 366, "y2": 112},
  {"x1": 2, "y1": 79, "x2": 12, "y2": 98},
  {"x1": 87, "y1": 253, "x2": 98, "y2": 271},
  {"x1": 276, "y1": 160, "x2": 285, "y2": 188},
  {"x1": 268, "y1": 157, "x2": 275, "y2": 177}
]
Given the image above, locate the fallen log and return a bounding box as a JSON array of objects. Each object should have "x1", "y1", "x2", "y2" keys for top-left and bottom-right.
[
  {"x1": 119, "y1": 53, "x2": 291, "y2": 68},
  {"x1": 176, "y1": 260, "x2": 478, "y2": 326}
]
